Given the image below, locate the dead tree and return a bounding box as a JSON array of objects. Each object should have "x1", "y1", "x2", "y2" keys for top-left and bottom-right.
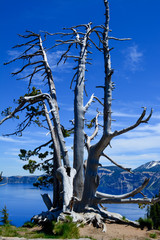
[{"x1": 0, "y1": 0, "x2": 159, "y2": 230}]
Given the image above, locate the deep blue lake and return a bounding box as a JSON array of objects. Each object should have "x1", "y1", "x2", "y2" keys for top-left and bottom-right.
[{"x1": 0, "y1": 184, "x2": 147, "y2": 227}]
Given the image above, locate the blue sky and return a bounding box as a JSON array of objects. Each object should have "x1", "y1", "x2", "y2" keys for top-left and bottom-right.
[{"x1": 0, "y1": 0, "x2": 160, "y2": 176}]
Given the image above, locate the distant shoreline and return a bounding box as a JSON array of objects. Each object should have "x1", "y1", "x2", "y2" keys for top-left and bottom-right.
[{"x1": 2, "y1": 176, "x2": 39, "y2": 184}]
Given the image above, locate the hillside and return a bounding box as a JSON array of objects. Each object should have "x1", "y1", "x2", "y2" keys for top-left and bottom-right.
[{"x1": 98, "y1": 161, "x2": 160, "y2": 197}]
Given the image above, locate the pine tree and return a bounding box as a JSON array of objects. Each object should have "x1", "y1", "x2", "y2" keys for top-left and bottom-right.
[
  {"x1": 0, "y1": 205, "x2": 11, "y2": 225},
  {"x1": 147, "y1": 194, "x2": 160, "y2": 229}
]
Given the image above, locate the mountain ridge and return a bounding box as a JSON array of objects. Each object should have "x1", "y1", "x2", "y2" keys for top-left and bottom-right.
[
  {"x1": 98, "y1": 161, "x2": 160, "y2": 197},
  {"x1": 2, "y1": 161, "x2": 160, "y2": 197}
]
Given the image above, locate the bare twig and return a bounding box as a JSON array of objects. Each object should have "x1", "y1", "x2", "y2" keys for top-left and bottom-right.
[
  {"x1": 70, "y1": 71, "x2": 78, "y2": 89},
  {"x1": 101, "y1": 152, "x2": 133, "y2": 173},
  {"x1": 3, "y1": 115, "x2": 33, "y2": 137},
  {"x1": 85, "y1": 112, "x2": 101, "y2": 151},
  {"x1": 112, "y1": 108, "x2": 153, "y2": 137}
]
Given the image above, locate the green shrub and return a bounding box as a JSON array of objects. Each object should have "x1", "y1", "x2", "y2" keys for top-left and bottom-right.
[
  {"x1": 0, "y1": 225, "x2": 20, "y2": 237},
  {"x1": 149, "y1": 233, "x2": 157, "y2": 239},
  {"x1": 41, "y1": 216, "x2": 79, "y2": 238},
  {"x1": 138, "y1": 217, "x2": 153, "y2": 230},
  {"x1": 53, "y1": 216, "x2": 79, "y2": 239}
]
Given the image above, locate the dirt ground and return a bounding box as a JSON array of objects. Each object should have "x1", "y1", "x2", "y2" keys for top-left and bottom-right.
[
  {"x1": 80, "y1": 222, "x2": 160, "y2": 240},
  {"x1": 0, "y1": 223, "x2": 160, "y2": 240}
]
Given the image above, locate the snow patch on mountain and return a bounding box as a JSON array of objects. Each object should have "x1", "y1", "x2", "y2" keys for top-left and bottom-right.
[
  {"x1": 145, "y1": 161, "x2": 160, "y2": 169},
  {"x1": 134, "y1": 160, "x2": 160, "y2": 173}
]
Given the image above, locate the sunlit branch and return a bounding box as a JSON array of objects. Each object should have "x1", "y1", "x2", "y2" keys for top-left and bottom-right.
[
  {"x1": 94, "y1": 196, "x2": 160, "y2": 205},
  {"x1": 96, "y1": 178, "x2": 149, "y2": 199},
  {"x1": 84, "y1": 94, "x2": 95, "y2": 111},
  {"x1": 108, "y1": 36, "x2": 131, "y2": 41}
]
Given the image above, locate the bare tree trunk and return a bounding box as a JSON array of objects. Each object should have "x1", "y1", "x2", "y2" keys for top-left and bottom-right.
[
  {"x1": 80, "y1": 0, "x2": 112, "y2": 209},
  {"x1": 43, "y1": 101, "x2": 61, "y2": 207},
  {"x1": 80, "y1": 137, "x2": 111, "y2": 209},
  {"x1": 73, "y1": 24, "x2": 91, "y2": 200},
  {"x1": 56, "y1": 166, "x2": 76, "y2": 211},
  {"x1": 43, "y1": 101, "x2": 61, "y2": 168},
  {"x1": 80, "y1": 148, "x2": 100, "y2": 209},
  {"x1": 39, "y1": 36, "x2": 70, "y2": 167},
  {"x1": 103, "y1": 0, "x2": 112, "y2": 137}
]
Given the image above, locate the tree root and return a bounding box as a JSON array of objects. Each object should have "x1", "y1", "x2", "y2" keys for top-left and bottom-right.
[
  {"x1": 32, "y1": 206, "x2": 139, "y2": 232},
  {"x1": 32, "y1": 208, "x2": 62, "y2": 224},
  {"x1": 99, "y1": 208, "x2": 139, "y2": 228}
]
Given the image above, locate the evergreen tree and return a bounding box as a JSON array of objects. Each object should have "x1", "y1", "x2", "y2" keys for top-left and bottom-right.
[
  {"x1": 0, "y1": 205, "x2": 11, "y2": 225},
  {"x1": 147, "y1": 194, "x2": 160, "y2": 229}
]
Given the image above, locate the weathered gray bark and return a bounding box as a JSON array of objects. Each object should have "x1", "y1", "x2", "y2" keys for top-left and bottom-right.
[
  {"x1": 43, "y1": 101, "x2": 61, "y2": 168},
  {"x1": 80, "y1": 0, "x2": 153, "y2": 210},
  {"x1": 73, "y1": 23, "x2": 92, "y2": 200},
  {"x1": 81, "y1": 0, "x2": 112, "y2": 208},
  {"x1": 43, "y1": 101, "x2": 61, "y2": 207},
  {"x1": 96, "y1": 178, "x2": 149, "y2": 199},
  {"x1": 41, "y1": 194, "x2": 53, "y2": 210},
  {"x1": 56, "y1": 166, "x2": 76, "y2": 211},
  {"x1": 94, "y1": 196, "x2": 160, "y2": 205}
]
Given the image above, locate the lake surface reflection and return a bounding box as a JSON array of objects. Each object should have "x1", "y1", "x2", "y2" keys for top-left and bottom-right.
[{"x1": 0, "y1": 184, "x2": 146, "y2": 226}]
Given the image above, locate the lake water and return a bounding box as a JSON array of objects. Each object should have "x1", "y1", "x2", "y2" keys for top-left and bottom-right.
[{"x1": 0, "y1": 184, "x2": 147, "y2": 227}]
